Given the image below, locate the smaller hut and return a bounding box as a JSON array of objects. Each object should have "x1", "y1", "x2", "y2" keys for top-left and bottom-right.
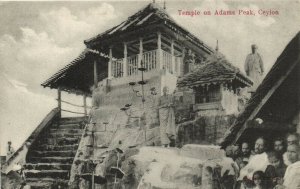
[{"x1": 177, "y1": 53, "x2": 252, "y2": 115}]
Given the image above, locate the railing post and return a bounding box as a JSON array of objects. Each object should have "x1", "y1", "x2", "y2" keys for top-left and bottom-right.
[
  {"x1": 108, "y1": 46, "x2": 112, "y2": 79},
  {"x1": 57, "y1": 88, "x2": 61, "y2": 117},
  {"x1": 123, "y1": 43, "x2": 128, "y2": 77},
  {"x1": 157, "y1": 32, "x2": 163, "y2": 70},
  {"x1": 83, "y1": 94, "x2": 87, "y2": 117},
  {"x1": 180, "y1": 47, "x2": 185, "y2": 76},
  {"x1": 171, "y1": 39, "x2": 175, "y2": 74},
  {"x1": 139, "y1": 38, "x2": 143, "y2": 68}
]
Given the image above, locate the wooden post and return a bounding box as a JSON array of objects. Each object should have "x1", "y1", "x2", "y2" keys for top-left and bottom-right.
[
  {"x1": 139, "y1": 38, "x2": 143, "y2": 68},
  {"x1": 171, "y1": 39, "x2": 175, "y2": 74},
  {"x1": 157, "y1": 32, "x2": 163, "y2": 70},
  {"x1": 57, "y1": 88, "x2": 61, "y2": 117},
  {"x1": 109, "y1": 47, "x2": 112, "y2": 79},
  {"x1": 94, "y1": 60, "x2": 98, "y2": 88},
  {"x1": 180, "y1": 47, "x2": 185, "y2": 76},
  {"x1": 123, "y1": 43, "x2": 128, "y2": 77},
  {"x1": 83, "y1": 94, "x2": 87, "y2": 117}
]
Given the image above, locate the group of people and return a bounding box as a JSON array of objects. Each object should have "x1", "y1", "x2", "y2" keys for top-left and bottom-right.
[{"x1": 226, "y1": 133, "x2": 300, "y2": 189}]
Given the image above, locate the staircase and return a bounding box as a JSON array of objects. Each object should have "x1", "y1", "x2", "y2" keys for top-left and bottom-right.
[{"x1": 23, "y1": 117, "x2": 86, "y2": 188}]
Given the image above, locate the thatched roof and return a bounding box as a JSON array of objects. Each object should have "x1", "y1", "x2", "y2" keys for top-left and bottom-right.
[
  {"x1": 177, "y1": 53, "x2": 252, "y2": 88},
  {"x1": 220, "y1": 32, "x2": 300, "y2": 148},
  {"x1": 41, "y1": 49, "x2": 108, "y2": 95},
  {"x1": 84, "y1": 3, "x2": 214, "y2": 56}
]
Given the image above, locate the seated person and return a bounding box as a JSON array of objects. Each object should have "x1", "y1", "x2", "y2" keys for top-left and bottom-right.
[
  {"x1": 252, "y1": 171, "x2": 268, "y2": 189},
  {"x1": 239, "y1": 137, "x2": 269, "y2": 180},
  {"x1": 238, "y1": 171, "x2": 268, "y2": 189},
  {"x1": 236, "y1": 142, "x2": 251, "y2": 168},
  {"x1": 251, "y1": 137, "x2": 267, "y2": 156},
  {"x1": 283, "y1": 133, "x2": 299, "y2": 166},
  {"x1": 273, "y1": 137, "x2": 286, "y2": 156},
  {"x1": 264, "y1": 151, "x2": 286, "y2": 188},
  {"x1": 282, "y1": 144, "x2": 300, "y2": 189}
]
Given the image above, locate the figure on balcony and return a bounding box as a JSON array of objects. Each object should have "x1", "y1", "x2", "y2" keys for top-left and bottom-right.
[
  {"x1": 158, "y1": 86, "x2": 176, "y2": 147},
  {"x1": 6, "y1": 141, "x2": 15, "y2": 159},
  {"x1": 92, "y1": 83, "x2": 105, "y2": 109},
  {"x1": 244, "y1": 44, "x2": 264, "y2": 92},
  {"x1": 183, "y1": 49, "x2": 195, "y2": 74}
]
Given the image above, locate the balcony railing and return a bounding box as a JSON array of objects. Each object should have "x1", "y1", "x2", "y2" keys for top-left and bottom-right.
[{"x1": 111, "y1": 49, "x2": 182, "y2": 78}]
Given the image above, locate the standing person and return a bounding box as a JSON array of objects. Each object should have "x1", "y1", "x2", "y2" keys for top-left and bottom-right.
[
  {"x1": 244, "y1": 44, "x2": 264, "y2": 92},
  {"x1": 158, "y1": 86, "x2": 176, "y2": 147},
  {"x1": 6, "y1": 141, "x2": 15, "y2": 159}
]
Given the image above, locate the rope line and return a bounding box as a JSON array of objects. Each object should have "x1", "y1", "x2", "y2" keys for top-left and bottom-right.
[
  {"x1": 57, "y1": 99, "x2": 92, "y2": 109},
  {"x1": 61, "y1": 109, "x2": 86, "y2": 115}
]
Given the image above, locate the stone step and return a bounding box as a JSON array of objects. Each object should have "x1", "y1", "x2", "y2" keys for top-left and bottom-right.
[
  {"x1": 26, "y1": 178, "x2": 68, "y2": 189},
  {"x1": 57, "y1": 123, "x2": 83, "y2": 129},
  {"x1": 33, "y1": 144, "x2": 79, "y2": 151},
  {"x1": 48, "y1": 132, "x2": 83, "y2": 138},
  {"x1": 30, "y1": 150, "x2": 76, "y2": 157},
  {"x1": 25, "y1": 178, "x2": 69, "y2": 189},
  {"x1": 38, "y1": 137, "x2": 80, "y2": 145},
  {"x1": 24, "y1": 163, "x2": 72, "y2": 170},
  {"x1": 24, "y1": 169, "x2": 69, "y2": 179},
  {"x1": 49, "y1": 128, "x2": 83, "y2": 134},
  {"x1": 59, "y1": 117, "x2": 87, "y2": 124},
  {"x1": 28, "y1": 157, "x2": 74, "y2": 164}
]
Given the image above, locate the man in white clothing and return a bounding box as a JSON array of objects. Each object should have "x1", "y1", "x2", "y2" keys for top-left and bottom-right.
[{"x1": 276, "y1": 144, "x2": 300, "y2": 189}]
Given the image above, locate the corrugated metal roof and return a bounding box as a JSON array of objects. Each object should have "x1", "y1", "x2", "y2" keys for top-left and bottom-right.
[
  {"x1": 177, "y1": 53, "x2": 252, "y2": 88},
  {"x1": 220, "y1": 32, "x2": 300, "y2": 148},
  {"x1": 41, "y1": 49, "x2": 108, "y2": 95},
  {"x1": 84, "y1": 3, "x2": 214, "y2": 54}
]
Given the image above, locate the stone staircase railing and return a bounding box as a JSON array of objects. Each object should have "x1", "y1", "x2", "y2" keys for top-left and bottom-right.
[{"x1": 2, "y1": 107, "x2": 60, "y2": 174}]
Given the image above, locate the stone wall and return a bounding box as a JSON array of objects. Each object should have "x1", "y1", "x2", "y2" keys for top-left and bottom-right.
[
  {"x1": 177, "y1": 114, "x2": 237, "y2": 146},
  {"x1": 69, "y1": 72, "x2": 165, "y2": 188}
]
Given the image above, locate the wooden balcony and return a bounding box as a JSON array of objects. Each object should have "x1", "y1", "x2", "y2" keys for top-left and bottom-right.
[{"x1": 111, "y1": 49, "x2": 182, "y2": 78}]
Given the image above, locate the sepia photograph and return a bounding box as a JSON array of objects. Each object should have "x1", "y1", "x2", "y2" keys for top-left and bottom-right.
[{"x1": 0, "y1": 0, "x2": 299, "y2": 188}]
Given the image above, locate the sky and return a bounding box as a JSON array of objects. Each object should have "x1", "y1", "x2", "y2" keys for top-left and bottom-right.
[{"x1": 0, "y1": 0, "x2": 299, "y2": 155}]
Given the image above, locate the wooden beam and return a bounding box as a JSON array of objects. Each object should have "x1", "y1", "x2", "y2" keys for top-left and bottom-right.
[
  {"x1": 123, "y1": 42, "x2": 128, "y2": 77},
  {"x1": 233, "y1": 55, "x2": 300, "y2": 144},
  {"x1": 161, "y1": 34, "x2": 185, "y2": 55},
  {"x1": 57, "y1": 88, "x2": 62, "y2": 117},
  {"x1": 171, "y1": 39, "x2": 176, "y2": 74},
  {"x1": 139, "y1": 38, "x2": 143, "y2": 68},
  {"x1": 94, "y1": 60, "x2": 98, "y2": 88},
  {"x1": 83, "y1": 94, "x2": 87, "y2": 116},
  {"x1": 108, "y1": 47, "x2": 112, "y2": 79},
  {"x1": 157, "y1": 32, "x2": 163, "y2": 69}
]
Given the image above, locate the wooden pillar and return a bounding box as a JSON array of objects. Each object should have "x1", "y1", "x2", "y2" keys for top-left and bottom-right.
[
  {"x1": 157, "y1": 32, "x2": 163, "y2": 69},
  {"x1": 57, "y1": 88, "x2": 61, "y2": 117},
  {"x1": 123, "y1": 43, "x2": 128, "y2": 77},
  {"x1": 108, "y1": 47, "x2": 112, "y2": 79},
  {"x1": 180, "y1": 47, "x2": 185, "y2": 76},
  {"x1": 83, "y1": 94, "x2": 87, "y2": 117},
  {"x1": 94, "y1": 60, "x2": 98, "y2": 88},
  {"x1": 139, "y1": 38, "x2": 143, "y2": 68},
  {"x1": 171, "y1": 39, "x2": 175, "y2": 74},
  {"x1": 220, "y1": 83, "x2": 224, "y2": 101}
]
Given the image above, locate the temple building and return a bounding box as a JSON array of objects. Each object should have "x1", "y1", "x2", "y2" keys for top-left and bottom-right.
[{"x1": 2, "y1": 3, "x2": 254, "y2": 188}]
